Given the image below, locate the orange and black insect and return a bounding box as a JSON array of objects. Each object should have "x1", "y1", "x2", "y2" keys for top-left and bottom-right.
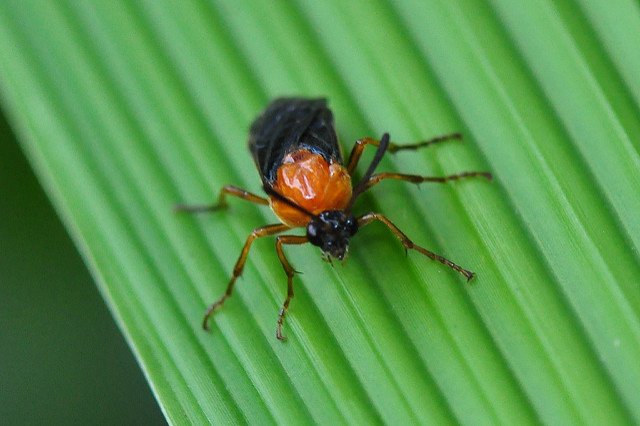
[{"x1": 176, "y1": 98, "x2": 492, "y2": 340}]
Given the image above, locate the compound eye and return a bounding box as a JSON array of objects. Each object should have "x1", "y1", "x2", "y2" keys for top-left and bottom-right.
[
  {"x1": 306, "y1": 222, "x2": 322, "y2": 246},
  {"x1": 346, "y1": 216, "x2": 358, "y2": 235},
  {"x1": 307, "y1": 223, "x2": 317, "y2": 237}
]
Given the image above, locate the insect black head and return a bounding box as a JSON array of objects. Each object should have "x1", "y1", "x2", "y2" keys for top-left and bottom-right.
[{"x1": 306, "y1": 210, "x2": 358, "y2": 260}]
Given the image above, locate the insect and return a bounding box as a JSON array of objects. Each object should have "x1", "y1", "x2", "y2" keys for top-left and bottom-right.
[{"x1": 176, "y1": 98, "x2": 492, "y2": 340}]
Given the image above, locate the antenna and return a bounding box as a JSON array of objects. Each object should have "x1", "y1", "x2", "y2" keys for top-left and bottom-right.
[
  {"x1": 262, "y1": 185, "x2": 317, "y2": 218},
  {"x1": 347, "y1": 133, "x2": 390, "y2": 211}
]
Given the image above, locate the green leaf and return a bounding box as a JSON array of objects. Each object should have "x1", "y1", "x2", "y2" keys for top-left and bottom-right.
[{"x1": 1, "y1": 0, "x2": 638, "y2": 424}]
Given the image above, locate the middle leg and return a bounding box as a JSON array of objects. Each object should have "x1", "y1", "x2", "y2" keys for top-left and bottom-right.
[
  {"x1": 274, "y1": 235, "x2": 309, "y2": 341},
  {"x1": 175, "y1": 185, "x2": 269, "y2": 213},
  {"x1": 363, "y1": 171, "x2": 492, "y2": 191}
]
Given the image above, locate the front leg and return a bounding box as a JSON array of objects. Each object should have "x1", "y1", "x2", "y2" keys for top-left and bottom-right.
[
  {"x1": 357, "y1": 212, "x2": 475, "y2": 281},
  {"x1": 346, "y1": 133, "x2": 462, "y2": 174},
  {"x1": 274, "y1": 235, "x2": 309, "y2": 341},
  {"x1": 202, "y1": 223, "x2": 290, "y2": 331}
]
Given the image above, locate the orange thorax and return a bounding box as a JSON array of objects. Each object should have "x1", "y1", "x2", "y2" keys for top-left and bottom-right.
[{"x1": 271, "y1": 150, "x2": 352, "y2": 227}]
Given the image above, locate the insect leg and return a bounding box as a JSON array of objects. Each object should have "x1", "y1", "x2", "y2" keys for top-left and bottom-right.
[
  {"x1": 202, "y1": 223, "x2": 290, "y2": 331},
  {"x1": 387, "y1": 132, "x2": 462, "y2": 152},
  {"x1": 175, "y1": 185, "x2": 269, "y2": 213},
  {"x1": 274, "y1": 235, "x2": 308, "y2": 341},
  {"x1": 357, "y1": 212, "x2": 475, "y2": 281},
  {"x1": 346, "y1": 133, "x2": 462, "y2": 174},
  {"x1": 346, "y1": 137, "x2": 390, "y2": 174},
  {"x1": 363, "y1": 171, "x2": 492, "y2": 192}
]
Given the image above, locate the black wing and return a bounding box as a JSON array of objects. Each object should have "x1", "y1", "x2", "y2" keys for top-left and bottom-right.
[{"x1": 248, "y1": 98, "x2": 342, "y2": 184}]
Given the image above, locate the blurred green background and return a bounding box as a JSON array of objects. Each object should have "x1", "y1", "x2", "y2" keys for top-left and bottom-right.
[
  {"x1": 0, "y1": 109, "x2": 163, "y2": 424},
  {"x1": 1, "y1": 0, "x2": 639, "y2": 424}
]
